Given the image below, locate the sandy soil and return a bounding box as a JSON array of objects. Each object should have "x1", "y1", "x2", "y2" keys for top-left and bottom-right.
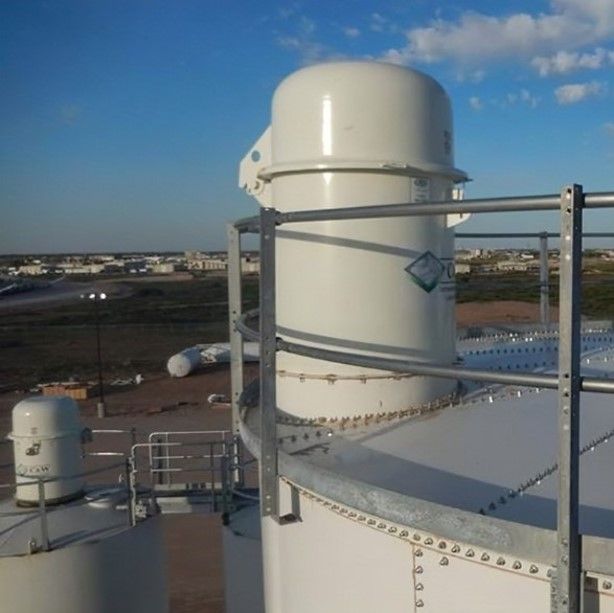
[
  {"x1": 456, "y1": 300, "x2": 558, "y2": 326},
  {"x1": 0, "y1": 301, "x2": 554, "y2": 612}
]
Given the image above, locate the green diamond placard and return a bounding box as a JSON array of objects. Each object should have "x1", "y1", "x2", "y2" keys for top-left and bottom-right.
[{"x1": 405, "y1": 251, "x2": 444, "y2": 293}]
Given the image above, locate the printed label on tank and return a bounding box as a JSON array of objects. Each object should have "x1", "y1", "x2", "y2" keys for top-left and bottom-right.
[
  {"x1": 16, "y1": 463, "x2": 50, "y2": 475},
  {"x1": 411, "y1": 177, "x2": 431, "y2": 202},
  {"x1": 405, "y1": 251, "x2": 445, "y2": 293}
]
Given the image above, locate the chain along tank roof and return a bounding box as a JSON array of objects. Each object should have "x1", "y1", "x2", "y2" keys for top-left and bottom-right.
[
  {"x1": 283, "y1": 334, "x2": 614, "y2": 538},
  {"x1": 240, "y1": 327, "x2": 614, "y2": 538}
]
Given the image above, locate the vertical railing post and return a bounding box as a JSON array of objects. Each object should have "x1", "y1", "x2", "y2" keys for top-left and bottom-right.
[
  {"x1": 220, "y1": 451, "x2": 229, "y2": 522},
  {"x1": 227, "y1": 223, "x2": 244, "y2": 443},
  {"x1": 37, "y1": 479, "x2": 50, "y2": 551},
  {"x1": 153, "y1": 436, "x2": 164, "y2": 487},
  {"x1": 539, "y1": 231, "x2": 550, "y2": 326},
  {"x1": 259, "y1": 207, "x2": 278, "y2": 519},
  {"x1": 124, "y1": 458, "x2": 132, "y2": 526},
  {"x1": 553, "y1": 184, "x2": 583, "y2": 613},
  {"x1": 165, "y1": 432, "x2": 171, "y2": 487},
  {"x1": 210, "y1": 443, "x2": 217, "y2": 512},
  {"x1": 127, "y1": 455, "x2": 137, "y2": 527}
]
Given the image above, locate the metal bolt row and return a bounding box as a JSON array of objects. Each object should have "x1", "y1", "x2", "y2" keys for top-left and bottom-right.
[
  {"x1": 276, "y1": 382, "x2": 554, "y2": 452},
  {"x1": 276, "y1": 390, "x2": 460, "y2": 431},
  {"x1": 276, "y1": 333, "x2": 614, "y2": 448},
  {"x1": 288, "y1": 479, "x2": 548, "y2": 580},
  {"x1": 478, "y1": 425, "x2": 614, "y2": 516}
]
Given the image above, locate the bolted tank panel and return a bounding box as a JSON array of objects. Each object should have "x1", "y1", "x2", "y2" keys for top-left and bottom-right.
[
  {"x1": 245, "y1": 61, "x2": 466, "y2": 419},
  {"x1": 0, "y1": 511, "x2": 168, "y2": 613},
  {"x1": 9, "y1": 396, "x2": 85, "y2": 505}
]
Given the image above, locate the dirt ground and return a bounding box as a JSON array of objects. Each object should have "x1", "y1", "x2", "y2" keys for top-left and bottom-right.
[
  {"x1": 0, "y1": 301, "x2": 558, "y2": 612},
  {"x1": 456, "y1": 300, "x2": 558, "y2": 326}
]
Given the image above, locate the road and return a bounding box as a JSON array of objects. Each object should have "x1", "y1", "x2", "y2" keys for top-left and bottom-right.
[{"x1": 0, "y1": 278, "x2": 131, "y2": 310}]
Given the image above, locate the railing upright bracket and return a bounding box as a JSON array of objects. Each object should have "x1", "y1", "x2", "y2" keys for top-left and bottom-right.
[
  {"x1": 227, "y1": 223, "x2": 244, "y2": 437},
  {"x1": 553, "y1": 184, "x2": 584, "y2": 613},
  {"x1": 259, "y1": 207, "x2": 279, "y2": 519}
]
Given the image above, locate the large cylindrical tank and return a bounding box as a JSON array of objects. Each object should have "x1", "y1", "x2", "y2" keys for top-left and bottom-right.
[
  {"x1": 166, "y1": 346, "x2": 202, "y2": 378},
  {"x1": 9, "y1": 396, "x2": 85, "y2": 505},
  {"x1": 0, "y1": 502, "x2": 169, "y2": 613},
  {"x1": 244, "y1": 61, "x2": 466, "y2": 420}
]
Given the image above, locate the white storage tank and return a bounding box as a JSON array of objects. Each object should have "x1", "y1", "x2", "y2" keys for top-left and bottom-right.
[
  {"x1": 1, "y1": 396, "x2": 169, "y2": 613},
  {"x1": 166, "y1": 346, "x2": 202, "y2": 378},
  {"x1": 240, "y1": 61, "x2": 467, "y2": 420},
  {"x1": 9, "y1": 396, "x2": 86, "y2": 505}
]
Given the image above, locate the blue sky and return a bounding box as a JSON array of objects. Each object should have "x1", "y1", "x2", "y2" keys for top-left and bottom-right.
[{"x1": 1, "y1": 0, "x2": 613, "y2": 254}]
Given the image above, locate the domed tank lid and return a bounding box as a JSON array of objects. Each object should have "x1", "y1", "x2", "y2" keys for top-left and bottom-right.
[
  {"x1": 267, "y1": 60, "x2": 468, "y2": 181},
  {"x1": 9, "y1": 396, "x2": 83, "y2": 439}
]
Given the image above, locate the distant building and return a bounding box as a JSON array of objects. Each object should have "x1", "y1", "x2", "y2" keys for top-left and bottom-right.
[
  {"x1": 151, "y1": 262, "x2": 175, "y2": 274},
  {"x1": 17, "y1": 264, "x2": 44, "y2": 276},
  {"x1": 61, "y1": 264, "x2": 105, "y2": 275},
  {"x1": 241, "y1": 256, "x2": 260, "y2": 274},
  {"x1": 201, "y1": 258, "x2": 227, "y2": 271},
  {"x1": 125, "y1": 260, "x2": 147, "y2": 274},
  {"x1": 455, "y1": 250, "x2": 473, "y2": 261},
  {"x1": 496, "y1": 260, "x2": 538, "y2": 272},
  {"x1": 455, "y1": 262, "x2": 471, "y2": 274}
]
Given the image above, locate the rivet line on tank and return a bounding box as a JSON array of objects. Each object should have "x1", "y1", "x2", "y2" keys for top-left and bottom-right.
[
  {"x1": 287, "y1": 482, "x2": 548, "y2": 579},
  {"x1": 477, "y1": 424, "x2": 614, "y2": 516}
]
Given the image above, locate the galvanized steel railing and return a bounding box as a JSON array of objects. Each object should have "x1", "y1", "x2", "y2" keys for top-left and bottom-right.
[
  {"x1": 455, "y1": 230, "x2": 614, "y2": 326},
  {"x1": 0, "y1": 428, "x2": 246, "y2": 551},
  {"x1": 228, "y1": 184, "x2": 614, "y2": 613}
]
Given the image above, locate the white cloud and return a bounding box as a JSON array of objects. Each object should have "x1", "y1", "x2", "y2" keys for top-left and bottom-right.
[
  {"x1": 469, "y1": 96, "x2": 483, "y2": 111},
  {"x1": 479, "y1": 89, "x2": 540, "y2": 110},
  {"x1": 554, "y1": 81, "x2": 605, "y2": 104},
  {"x1": 383, "y1": 1, "x2": 614, "y2": 68},
  {"x1": 602, "y1": 121, "x2": 614, "y2": 136},
  {"x1": 277, "y1": 16, "x2": 327, "y2": 64},
  {"x1": 370, "y1": 13, "x2": 388, "y2": 33},
  {"x1": 519, "y1": 88, "x2": 540, "y2": 108},
  {"x1": 553, "y1": 0, "x2": 614, "y2": 36},
  {"x1": 456, "y1": 69, "x2": 486, "y2": 83},
  {"x1": 343, "y1": 26, "x2": 361, "y2": 39},
  {"x1": 532, "y1": 47, "x2": 614, "y2": 76}
]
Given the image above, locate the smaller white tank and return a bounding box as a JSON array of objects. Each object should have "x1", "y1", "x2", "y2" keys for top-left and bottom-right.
[
  {"x1": 166, "y1": 346, "x2": 203, "y2": 377},
  {"x1": 9, "y1": 396, "x2": 86, "y2": 505}
]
